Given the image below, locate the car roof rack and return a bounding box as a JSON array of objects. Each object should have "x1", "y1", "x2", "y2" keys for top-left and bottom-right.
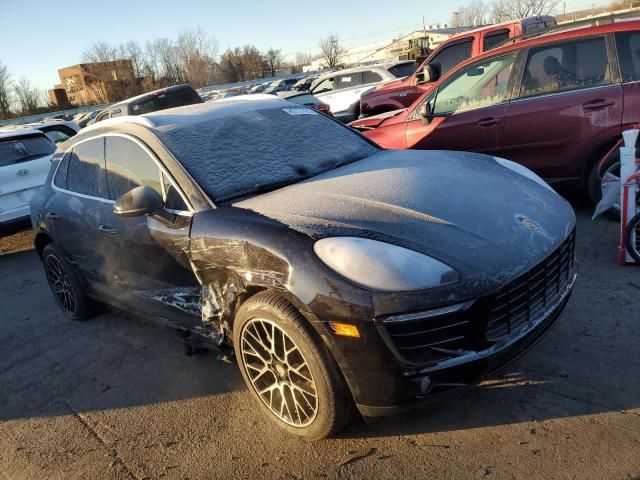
[{"x1": 495, "y1": 10, "x2": 640, "y2": 49}]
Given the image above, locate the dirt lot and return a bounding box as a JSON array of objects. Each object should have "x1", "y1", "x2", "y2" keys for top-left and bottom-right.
[{"x1": 1, "y1": 198, "x2": 639, "y2": 480}]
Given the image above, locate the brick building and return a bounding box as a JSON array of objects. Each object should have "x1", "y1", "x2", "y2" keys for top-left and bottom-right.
[{"x1": 54, "y1": 60, "x2": 139, "y2": 106}]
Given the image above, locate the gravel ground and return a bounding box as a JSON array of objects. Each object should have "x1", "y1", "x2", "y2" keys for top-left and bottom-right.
[{"x1": 0, "y1": 198, "x2": 639, "y2": 480}]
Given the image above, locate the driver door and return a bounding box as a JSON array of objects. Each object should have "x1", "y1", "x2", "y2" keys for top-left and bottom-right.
[
  {"x1": 405, "y1": 52, "x2": 518, "y2": 155},
  {"x1": 96, "y1": 134, "x2": 201, "y2": 328}
]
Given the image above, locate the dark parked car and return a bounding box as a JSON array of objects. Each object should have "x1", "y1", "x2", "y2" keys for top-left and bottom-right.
[
  {"x1": 291, "y1": 75, "x2": 318, "y2": 92},
  {"x1": 31, "y1": 97, "x2": 576, "y2": 440},
  {"x1": 94, "y1": 84, "x2": 202, "y2": 123},
  {"x1": 263, "y1": 78, "x2": 300, "y2": 94},
  {"x1": 276, "y1": 91, "x2": 333, "y2": 116},
  {"x1": 351, "y1": 20, "x2": 640, "y2": 203}
]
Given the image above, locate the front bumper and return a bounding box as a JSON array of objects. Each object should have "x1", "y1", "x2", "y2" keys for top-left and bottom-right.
[{"x1": 355, "y1": 269, "x2": 576, "y2": 417}]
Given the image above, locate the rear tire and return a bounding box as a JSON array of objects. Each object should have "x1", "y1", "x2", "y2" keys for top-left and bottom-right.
[
  {"x1": 42, "y1": 243, "x2": 95, "y2": 321},
  {"x1": 625, "y1": 212, "x2": 640, "y2": 264},
  {"x1": 588, "y1": 150, "x2": 620, "y2": 205},
  {"x1": 233, "y1": 291, "x2": 352, "y2": 440}
]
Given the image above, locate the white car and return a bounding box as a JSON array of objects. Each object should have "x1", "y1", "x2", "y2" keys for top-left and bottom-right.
[
  {"x1": 309, "y1": 61, "x2": 417, "y2": 122},
  {"x1": 0, "y1": 129, "x2": 56, "y2": 226},
  {"x1": 0, "y1": 120, "x2": 80, "y2": 145}
]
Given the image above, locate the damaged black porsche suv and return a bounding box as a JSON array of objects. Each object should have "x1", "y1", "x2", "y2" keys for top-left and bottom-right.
[{"x1": 31, "y1": 96, "x2": 577, "y2": 440}]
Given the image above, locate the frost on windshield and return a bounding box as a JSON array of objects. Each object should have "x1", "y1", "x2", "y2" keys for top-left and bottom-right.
[{"x1": 156, "y1": 105, "x2": 378, "y2": 201}]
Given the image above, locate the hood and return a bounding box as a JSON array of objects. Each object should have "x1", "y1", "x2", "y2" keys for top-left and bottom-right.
[
  {"x1": 370, "y1": 76, "x2": 409, "y2": 93},
  {"x1": 349, "y1": 109, "x2": 406, "y2": 130},
  {"x1": 234, "y1": 150, "x2": 576, "y2": 293}
]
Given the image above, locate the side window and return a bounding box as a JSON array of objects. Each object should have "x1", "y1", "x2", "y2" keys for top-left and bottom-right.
[
  {"x1": 362, "y1": 70, "x2": 383, "y2": 84},
  {"x1": 312, "y1": 78, "x2": 334, "y2": 94},
  {"x1": 519, "y1": 37, "x2": 610, "y2": 98},
  {"x1": 433, "y1": 54, "x2": 516, "y2": 115},
  {"x1": 105, "y1": 136, "x2": 187, "y2": 210},
  {"x1": 105, "y1": 136, "x2": 162, "y2": 200},
  {"x1": 95, "y1": 111, "x2": 110, "y2": 123},
  {"x1": 483, "y1": 29, "x2": 510, "y2": 52},
  {"x1": 615, "y1": 31, "x2": 640, "y2": 83},
  {"x1": 335, "y1": 73, "x2": 362, "y2": 90},
  {"x1": 53, "y1": 152, "x2": 71, "y2": 189},
  {"x1": 429, "y1": 39, "x2": 473, "y2": 78},
  {"x1": 66, "y1": 139, "x2": 104, "y2": 197}
]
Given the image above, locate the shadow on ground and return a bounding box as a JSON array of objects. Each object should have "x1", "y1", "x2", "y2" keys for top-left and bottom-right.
[{"x1": 0, "y1": 194, "x2": 638, "y2": 443}]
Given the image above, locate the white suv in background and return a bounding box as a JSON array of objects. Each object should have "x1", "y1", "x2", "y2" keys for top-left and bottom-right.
[
  {"x1": 0, "y1": 129, "x2": 56, "y2": 226},
  {"x1": 309, "y1": 61, "x2": 417, "y2": 122}
]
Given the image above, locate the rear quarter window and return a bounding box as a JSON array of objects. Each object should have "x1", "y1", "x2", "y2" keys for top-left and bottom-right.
[{"x1": 388, "y1": 62, "x2": 418, "y2": 78}]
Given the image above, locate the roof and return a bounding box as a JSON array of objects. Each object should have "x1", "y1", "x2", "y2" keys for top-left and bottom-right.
[
  {"x1": 0, "y1": 128, "x2": 47, "y2": 140},
  {"x1": 81, "y1": 95, "x2": 288, "y2": 135},
  {"x1": 108, "y1": 84, "x2": 197, "y2": 108},
  {"x1": 313, "y1": 63, "x2": 398, "y2": 83}
]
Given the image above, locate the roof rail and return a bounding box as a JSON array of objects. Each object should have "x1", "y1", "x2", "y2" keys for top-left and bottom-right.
[{"x1": 495, "y1": 9, "x2": 640, "y2": 48}]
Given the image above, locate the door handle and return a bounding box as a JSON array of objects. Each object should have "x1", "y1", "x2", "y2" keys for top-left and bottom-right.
[
  {"x1": 477, "y1": 118, "x2": 501, "y2": 127},
  {"x1": 16, "y1": 169, "x2": 30, "y2": 176},
  {"x1": 46, "y1": 212, "x2": 61, "y2": 220},
  {"x1": 98, "y1": 224, "x2": 118, "y2": 235},
  {"x1": 582, "y1": 100, "x2": 615, "y2": 110}
]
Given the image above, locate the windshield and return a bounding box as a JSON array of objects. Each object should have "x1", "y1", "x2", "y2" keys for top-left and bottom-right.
[
  {"x1": 131, "y1": 88, "x2": 203, "y2": 115},
  {"x1": 0, "y1": 134, "x2": 55, "y2": 167},
  {"x1": 157, "y1": 103, "x2": 378, "y2": 202}
]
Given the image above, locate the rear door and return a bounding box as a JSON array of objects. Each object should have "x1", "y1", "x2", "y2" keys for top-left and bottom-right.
[
  {"x1": 502, "y1": 35, "x2": 622, "y2": 180},
  {"x1": 97, "y1": 134, "x2": 200, "y2": 328},
  {"x1": 331, "y1": 72, "x2": 364, "y2": 114},
  {"x1": 614, "y1": 30, "x2": 640, "y2": 130},
  {"x1": 47, "y1": 137, "x2": 106, "y2": 285},
  {"x1": 0, "y1": 133, "x2": 55, "y2": 223},
  {"x1": 405, "y1": 52, "x2": 518, "y2": 155}
]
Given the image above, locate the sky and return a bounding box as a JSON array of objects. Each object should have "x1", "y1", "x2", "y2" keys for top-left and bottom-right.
[{"x1": 1, "y1": 0, "x2": 594, "y2": 91}]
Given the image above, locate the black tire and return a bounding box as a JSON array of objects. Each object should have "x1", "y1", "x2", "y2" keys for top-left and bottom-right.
[
  {"x1": 42, "y1": 243, "x2": 95, "y2": 321},
  {"x1": 233, "y1": 291, "x2": 353, "y2": 440},
  {"x1": 588, "y1": 149, "x2": 620, "y2": 205},
  {"x1": 625, "y1": 212, "x2": 640, "y2": 264}
]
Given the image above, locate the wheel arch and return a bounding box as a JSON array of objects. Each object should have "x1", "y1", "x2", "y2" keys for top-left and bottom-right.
[
  {"x1": 582, "y1": 135, "x2": 622, "y2": 187},
  {"x1": 34, "y1": 231, "x2": 53, "y2": 259}
]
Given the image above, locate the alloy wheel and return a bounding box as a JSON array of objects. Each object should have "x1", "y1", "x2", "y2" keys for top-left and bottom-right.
[
  {"x1": 240, "y1": 318, "x2": 318, "y2": 427},
  {"x1": 45, "y1": 254, "x2": 77, "y2": 315}
]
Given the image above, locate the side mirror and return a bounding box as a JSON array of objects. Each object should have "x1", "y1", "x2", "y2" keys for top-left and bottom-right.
[
  {"x1": 416, "y1": 64, "x2": 439, "y2": 85},
  {"x1": 113, "y1": 186, "x2": 163, "y2": 217},
  {"x1": 419, "y1": 101, "x2": 433, "y2": 125}
]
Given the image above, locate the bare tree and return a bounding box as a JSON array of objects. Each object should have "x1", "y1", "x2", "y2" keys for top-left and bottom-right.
[
  {"x1": 491, "y1": 0, "x2": 560, "y2": 22},
  {"x1": 176, "y1": 27, "x2": 219, "y2": 88},
  {"x1": 123, "y1": 41, "x2": 145, "y2": 78},
  {"x1": 0, "y1": 61, "x2": 13, "y2": 119},
  {"x1": 14, "y1": 77, "x2": 42, "y2": 114},
  {"x1": 319, "y1": 33, "x2": 344, "y2": 69},
  {"x1": 81, "y1": 40, "x2": 119, "y2": 64},
  {"x1": 295, "y1": 52, "x2": 314, "y2": 67},
  {"x1": 264, "y1": 48, "x2": 284, "y2": 76},
  {"x1": 451, "y1": 0, "x2": 489, "y2": 26}
]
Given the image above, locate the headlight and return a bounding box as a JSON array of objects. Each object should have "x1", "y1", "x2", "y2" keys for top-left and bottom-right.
[
  {"x1": 314, "y1": 237, "x2": 459, "y2": 291},
  {"x1": 493, "y1": 157, "x2": 555, "y2": 193}
]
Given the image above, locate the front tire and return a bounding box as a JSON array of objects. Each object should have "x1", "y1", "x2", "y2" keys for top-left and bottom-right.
[
  {"x1": 42, "y1": 243, "x2": 95, "y2": 321},
  {"x1": 233, "y1": 291, "x2": 352, "y2": 440}
]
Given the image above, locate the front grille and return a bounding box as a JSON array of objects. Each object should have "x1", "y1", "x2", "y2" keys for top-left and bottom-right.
[
  {"x1": 485, "y1": 229, "x2": 575, "y2": 341},
  {"x1": 379, "y1": 230, "x2": 576, "y2": 366}
]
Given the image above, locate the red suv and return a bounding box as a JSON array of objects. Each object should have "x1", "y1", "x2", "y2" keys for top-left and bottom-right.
[
  {"x1": 351, "y1": 20, "x2": 640, "y2": 201},
  {"x1": 359, "y1": 16, "x2": 557, "y2": 117}
]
